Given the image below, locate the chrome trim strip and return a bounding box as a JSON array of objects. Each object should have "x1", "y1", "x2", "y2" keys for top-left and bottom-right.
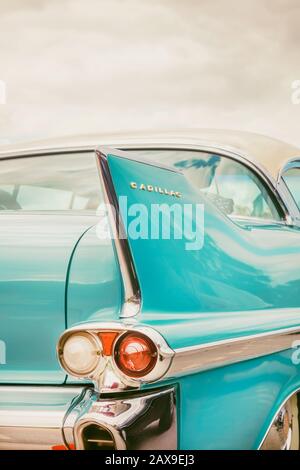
[
  {"x1": 229, "y1": 215, "x2": 287, "y2": 226},
  {"x1": 166, "y1": 325, "x2": 300, "y2": 379},
  {"x1": 60, "y1": 322, "x2": 300, "y2": 389},
  {"x1": 95, "y1": 149, "x2": 141, "y2": 319},
  {"x1": 63, "y1": 387, "x2": 93, "y2": 449},
  {"x1": 0, "y1": 386, "x2": 85, "y2": 450}
]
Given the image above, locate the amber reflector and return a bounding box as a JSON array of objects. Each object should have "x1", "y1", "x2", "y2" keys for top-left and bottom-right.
[
  {"x1": 98, "y1": 331, "x2": 119, "y2": 356},
  {"x1": 114, "y1": 332, "x2": 157, "y2": 377}
]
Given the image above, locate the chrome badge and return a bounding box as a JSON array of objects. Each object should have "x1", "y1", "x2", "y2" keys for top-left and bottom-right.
[{"x1": 130, "y1": 182, "x2": 181, "y2": 198}]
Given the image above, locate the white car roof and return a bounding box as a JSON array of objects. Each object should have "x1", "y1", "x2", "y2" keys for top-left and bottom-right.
[{"x1": 0, "y1": 129, "x2": 299, "y2": 180}]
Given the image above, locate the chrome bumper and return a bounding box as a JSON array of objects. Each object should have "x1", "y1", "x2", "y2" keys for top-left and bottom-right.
[{"x1": 0, "y1": 385, "x2": 176, "y2": 450}]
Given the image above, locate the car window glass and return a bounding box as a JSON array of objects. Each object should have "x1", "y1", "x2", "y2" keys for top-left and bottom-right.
[
  {"x1": 0, "y1": 153, "x2": 102, "y2": 211},
  {"x1": 282, "y1": 167, "x2": 300, "y2": 210}
]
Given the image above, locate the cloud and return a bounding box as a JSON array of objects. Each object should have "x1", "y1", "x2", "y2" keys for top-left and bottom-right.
[{"x1": 0, "y1": 0, "x2": 300, "y2": 146}]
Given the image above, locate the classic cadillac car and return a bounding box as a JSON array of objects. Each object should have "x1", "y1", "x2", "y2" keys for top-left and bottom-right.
[{"x1": 1, "y1": 129, "x2": 300, "y2": 450}]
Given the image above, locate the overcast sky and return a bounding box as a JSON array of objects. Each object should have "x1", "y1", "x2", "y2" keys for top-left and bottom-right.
[{"x1": 0, "y1": 0, "x2": 300, "y2": 146}]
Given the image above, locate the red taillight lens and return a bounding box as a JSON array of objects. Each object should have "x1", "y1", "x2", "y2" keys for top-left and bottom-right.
[{"x1": 114, "y1": 333, "x2": 157, "y2": 378}]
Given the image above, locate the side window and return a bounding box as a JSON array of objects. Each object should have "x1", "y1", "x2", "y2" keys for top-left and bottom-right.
[
  {"x1": 282, "y1": 167, "x2": 300, "y2": 210},
  {"x1": 0, "y1": 153, "x2": 102, "y2": 211},
  {"x1": 177, "y1": 154, "x2": 281, "y2": 220},
  {"x1": 131, "y1": 149, "x2": 282, "y2": 221}
]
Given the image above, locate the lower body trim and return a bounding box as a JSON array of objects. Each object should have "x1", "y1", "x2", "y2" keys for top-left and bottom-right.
[
  {"x1": 0, "y1": 385, "x2": 84, "y2": 450},
  {"x1": 0, "y1": 385, "x2": 177, "y2": 450},
  {"x1": 65, "y1": 386, "x2": 177, "y2": 450}
]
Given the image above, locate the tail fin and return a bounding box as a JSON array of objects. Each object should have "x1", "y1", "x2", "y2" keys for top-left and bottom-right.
[{"x1": 96, "y1": 147, "x2": 206, "y2": 319}]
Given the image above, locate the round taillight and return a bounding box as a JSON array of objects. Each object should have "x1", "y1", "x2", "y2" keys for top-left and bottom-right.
[
  {"x1": 60, "y1": 333, "x2": 101, "y2": 376},
  {"x1": 114, "y1": 333, "x2": 157, "y2": 378}
]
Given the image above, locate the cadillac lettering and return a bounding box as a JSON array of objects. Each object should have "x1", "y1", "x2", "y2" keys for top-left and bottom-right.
[{"x1": 129, "y1": 181, "x2": 182, "y2": 198}]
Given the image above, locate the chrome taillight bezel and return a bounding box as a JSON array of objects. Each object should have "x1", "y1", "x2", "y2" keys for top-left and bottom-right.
[
  {"x1": 113, "y1": 330, "x2": 158, "y2": 378},
  {"x1": 57, "y1": 322, "x2": 174, "y2": 392}
]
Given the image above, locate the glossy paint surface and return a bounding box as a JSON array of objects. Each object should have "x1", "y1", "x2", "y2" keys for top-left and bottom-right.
[
  {"x1": 65, "y1": 220, "x2": 123, "y2": 385},
  {"x1": 176, "y1": 348, "x2": 300, "y2": 449},
  {"x1": 0, "y1": 212, "x2": 97, "y2": 383},
  {"x1": 66, "y1": 224, "x2": 122, "y2": 327}
]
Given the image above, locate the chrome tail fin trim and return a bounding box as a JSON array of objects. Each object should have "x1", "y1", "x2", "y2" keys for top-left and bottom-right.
[{"x1": 95, "y1": 149, "x2": 141, "y2": 319}]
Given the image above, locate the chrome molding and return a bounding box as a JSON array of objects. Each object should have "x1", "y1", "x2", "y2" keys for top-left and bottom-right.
[
  {"x1": 0, "y1": 385, "x2": 85, "y2": 450},
  {"x1": 166, "y1": 325, "x2": 300, "y2": 379},
  {"x1": 57, "y1": 322, "x2": 175, "y2": 392},
  {"x1": 95, "y1": 149, "x2": 141, "y2": 319},
  {"x1": 95, "y1": 146, "x2": 185, "y2": 317},
  {"x1": 229, "y1": 214, "x2": 287, "y2": 226},
  {"x1": 59, "y1": 321, "x2": 300, "y2": 391}
]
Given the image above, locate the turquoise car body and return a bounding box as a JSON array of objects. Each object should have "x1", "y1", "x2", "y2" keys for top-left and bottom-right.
[{"x1": 1, "y1": 130, "x2": 300, "y2": 449}]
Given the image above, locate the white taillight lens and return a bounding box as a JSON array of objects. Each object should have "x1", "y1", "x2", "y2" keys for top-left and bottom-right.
[{"x1": 61, "y1": 333, "x2": 101, "y2": 376}]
